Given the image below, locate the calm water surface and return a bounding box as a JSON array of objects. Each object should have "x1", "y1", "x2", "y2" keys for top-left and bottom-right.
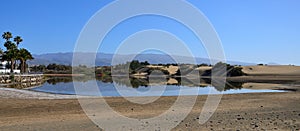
[{"x1": 29, "y1": 77, "x2": 285, "y2": 97}]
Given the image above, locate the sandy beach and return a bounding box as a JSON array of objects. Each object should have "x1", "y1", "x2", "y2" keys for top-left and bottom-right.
[{"x1": 0, "y1": 87, "x2": 299, "y2": 131}]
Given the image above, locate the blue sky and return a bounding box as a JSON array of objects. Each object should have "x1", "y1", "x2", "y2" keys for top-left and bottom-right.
[{"x1": 0, "y1": 0, "x2": 299, "y2": 65}]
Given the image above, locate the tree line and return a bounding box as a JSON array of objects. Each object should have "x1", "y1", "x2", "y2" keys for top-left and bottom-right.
[
  {"x1": 112, "y1": 60, "x2": 245, "y2": 77},
  {"x1": 31, "y1": 60, "x2": 246, "y2": 77},
  {"x1": 1, "y1": 32, "x2": 34, "y2": 74},
  {"x1": 31, "y1": 64, "x2": 95, "y2": 75}
]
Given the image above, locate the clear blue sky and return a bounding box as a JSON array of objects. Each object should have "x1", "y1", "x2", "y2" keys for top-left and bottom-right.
[{"x1": 0, "y1": 0, "x2": 299, "y2": 65}]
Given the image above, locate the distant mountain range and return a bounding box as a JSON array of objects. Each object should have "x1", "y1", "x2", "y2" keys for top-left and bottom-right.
[{"x1": 28, "y1": 52, "x2": 256, "y2": 66}]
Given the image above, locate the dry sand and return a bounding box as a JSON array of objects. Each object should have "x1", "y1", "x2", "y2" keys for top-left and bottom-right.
[
  {"x1": 0, "y1": 89, "x2": 299, "y2": 130},
  {"x1": 243, "y1": 65, "x2": 300, "y2": 76}
]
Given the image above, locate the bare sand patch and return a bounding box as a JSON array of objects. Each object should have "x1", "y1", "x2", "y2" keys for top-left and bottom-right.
[
  {"x1": 163, "y1": 65, "x2": 179, "y2": 75},
  {"x1": 243, "y1": 65, "x2": 300, "y2": 76}
]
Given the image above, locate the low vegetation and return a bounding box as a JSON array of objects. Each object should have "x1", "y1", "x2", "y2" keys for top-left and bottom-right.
[
  {"x1": 202, "y1": 62, "x2": 245, "y2": 77},
  {"x1": 30, "y1": 64, "x2": 94, "y2": 75}
]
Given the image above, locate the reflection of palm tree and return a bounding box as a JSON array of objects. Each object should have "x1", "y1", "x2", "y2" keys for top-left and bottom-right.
[{"x1": 18, "y1": 48, "x2": 33, "y2": 73}]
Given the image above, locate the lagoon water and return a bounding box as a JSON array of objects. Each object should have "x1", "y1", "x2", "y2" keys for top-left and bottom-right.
[{"x1": 30, "y1": 77, "x2": 285, "y2": 97}]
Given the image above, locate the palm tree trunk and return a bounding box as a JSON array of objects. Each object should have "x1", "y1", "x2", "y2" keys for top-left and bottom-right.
[
  {"x1": 22, "y1": 61, "x2": 25, "y2": 74},
  {"x1": 15, "y1": 60, "x2": 17, "y2": 70},
  {"x1": 16, "y1": 44, "x2": 18, "y2": 71},
  {"x1": 10, "y1": 59, "x2": 14, "y2": 73},
  {"x1": 20, "y1": 60, "x2": 24, "y2": 74}
]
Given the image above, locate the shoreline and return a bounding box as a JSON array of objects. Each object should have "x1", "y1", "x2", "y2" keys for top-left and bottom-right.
[{"x1": 0, "y1": 87, "x2": 91, "y2": 99}]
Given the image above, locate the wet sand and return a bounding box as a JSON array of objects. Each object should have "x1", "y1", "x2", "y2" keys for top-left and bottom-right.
[{"x1": 0, "y1": 91, "x2": 299, "y2": 130}]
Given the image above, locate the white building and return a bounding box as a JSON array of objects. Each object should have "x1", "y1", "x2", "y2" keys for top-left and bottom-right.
[{"x1": 0, "y1": 61, "x2": 20, "y2": 74}]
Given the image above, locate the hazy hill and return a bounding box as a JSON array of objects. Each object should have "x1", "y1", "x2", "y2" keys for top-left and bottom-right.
[{"x1": 28, "y1": 52, "x2": 255, "y2": 66}]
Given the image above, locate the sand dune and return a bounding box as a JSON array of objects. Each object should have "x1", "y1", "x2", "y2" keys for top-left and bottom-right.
[
  {"x1": 195, "y1": 66, "x2": 212, "y2": 71},
  {"x1": 163, "y1": 65, "x2": 179, "y2": 75},
  {"x1": 243, "y1": 65, "x2": 300, "y2": 76}
]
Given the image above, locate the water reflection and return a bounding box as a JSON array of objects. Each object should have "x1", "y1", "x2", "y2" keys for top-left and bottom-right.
[
  {"x1": 30, "y1": 76, "x2": 284, "y2": 97},
  {"x1": 42, "y1": 76, "x2": 250, "y2": 91},
  {"x1": 28, "y1": 76, "x2": 287, "y2": 96}
]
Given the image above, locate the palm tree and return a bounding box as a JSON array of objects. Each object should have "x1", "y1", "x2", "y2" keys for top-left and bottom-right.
[
  {"x1": 2, "y1": 32, "x2": 33, "y2": 74},
  {"x1": 18, "y1": 48, "x2": 34, "y2": 73},
  {"x1": 13, "y1": 36, "x2": 23, "y2": 69},
  {"x1": 2, "y1": 32, "x2": 13, "y2": 41},
  {"x1": 14, "y1": 36, "x2": 23, "y2": 47},
  {"x1": 4, "y1": 41, "x2": 16, "y2": 49},
  {"x1": 3, "y1": 43, "x2": 18, "y2": 73}
]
